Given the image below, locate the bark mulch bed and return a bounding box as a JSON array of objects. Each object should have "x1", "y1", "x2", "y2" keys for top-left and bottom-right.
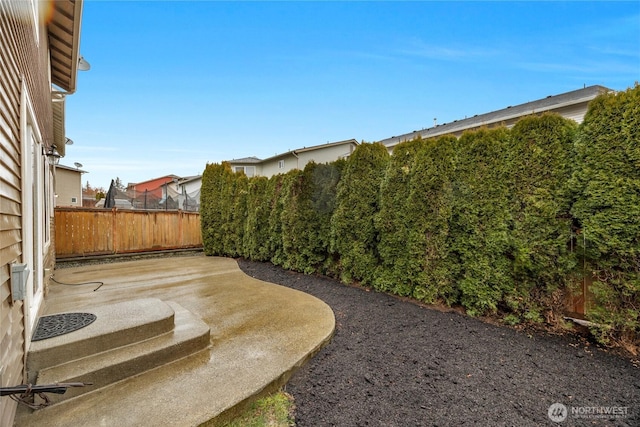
[{"x1": 237, "y1": 259, "x2": 639, "y2": 427}]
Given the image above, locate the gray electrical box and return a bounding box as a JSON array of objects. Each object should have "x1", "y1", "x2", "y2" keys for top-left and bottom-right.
[{"x1": 11, "y1": 263, "x2": 30, "y2": 303}]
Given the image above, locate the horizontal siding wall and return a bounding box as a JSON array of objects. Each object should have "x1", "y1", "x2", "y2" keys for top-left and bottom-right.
[
  {"x1": 1, "y1": 1, "x2": 55, "y2": 424},
  {"x1": 55, "y1": 208, "x2": 203, "y2": 258},
  {"x1": 0, "y1": 3, "x2": 26, "y2": 426}
]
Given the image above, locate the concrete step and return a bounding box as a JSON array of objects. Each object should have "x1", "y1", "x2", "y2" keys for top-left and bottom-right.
[
  {"x1": 27, "y1": 298, "x2": 177, "y2": 382},
  {"x1": 34, "y1": 301, "x2": 210, "y2": 404}
]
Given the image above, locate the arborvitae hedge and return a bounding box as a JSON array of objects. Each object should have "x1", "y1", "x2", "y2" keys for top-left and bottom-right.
[
  {"x1": 280, "y1": 166, "x2": 326, "y2": 274},
  {"x1": 267, "y1": 174, "x2": 286, "y2": 267},
  {"x1": 310, "y1": 161, "x2": 345, "y2": 275},
  {"x1": 571, "y1": 85, "x2": 640, "y2": 344},
  {"x1": 405, "y1": 136, "x2": 457, "y2": 303},
  {"x1": 375, "y1": 137, "x2": 427, "y2": 294},
  {"x1": 450, "y1": 128, "x2": 514, "y2": 316},
  {"x1": 200, "y1": 162, "x2": 235, "y2": 256},
  {"x1": 331, "y1": 143, "x2": 389, "y2": 285},
  {"x1": 199, "y1": 85, "x2": 639, "y2": 347},
  {"x1": 226, "y1": 173, "x2": 248, "y2": 257},
  {"x1": 507, "y1": 114, "x2": 578, "y2": 322},
  {"x1": 243, "y1": 176, "x2": 271, "y2": 261}
]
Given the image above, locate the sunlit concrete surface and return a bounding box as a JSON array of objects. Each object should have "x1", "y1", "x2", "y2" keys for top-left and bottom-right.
[{"x1": 14, "y1": 255, "x2": 335, "y2": 427}]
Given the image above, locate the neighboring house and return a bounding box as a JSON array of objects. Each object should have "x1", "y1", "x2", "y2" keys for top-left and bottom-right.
[
  {"x1": 177, "y1": 175, "x2": 202, "y2": 194},
  {"x1": 176, "y1": 175, "x2": 202, "y2": 212},
  {"x1": 55, "y1": 164, "x2": 87, "y2": 207},
  {"x1": 127, "y1": 174, "x2": 179, "y2": 199},
  {"x1": 0, "y1": 1, "x2": 85, "y2": 425},
  {"x1": 228, "y1": 139, "x2": 359, "y2": 178},
  {"x1": 378, "y1": 85, "x2": 612, "y2": 152}
]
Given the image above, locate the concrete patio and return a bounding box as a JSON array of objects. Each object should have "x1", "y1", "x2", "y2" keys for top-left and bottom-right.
[{"x1": 14, "y1": 255, "x2": 335, "y2": 426}]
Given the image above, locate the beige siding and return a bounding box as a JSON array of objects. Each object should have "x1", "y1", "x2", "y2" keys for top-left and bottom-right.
[
  {"x1": 0, "y1": 2, "x2": 56, "y2": 424},
  {"x1": 0, "y1": 4, "x2": 26, "y2": 425},
  {"x1": 297, "y1": 143, "x2": 355, "y2": 169},
  {"x1": 55, "y1": 167, "x2": 82, "y2": 207},
  {"x1": 551, "y1": 103, "x2": 589, "y2": 124},
  {"x1": 261, "y1": 153, "x2": 298, "y2": 177}
]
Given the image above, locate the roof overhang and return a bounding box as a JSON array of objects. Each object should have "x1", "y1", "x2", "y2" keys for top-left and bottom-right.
[
  {"x1": 52, "y1": 92, "x2": 66, "y2": 156},
  {"x1": 48, "y1": 0, "x2": 84, "y2": 94},
  {"x1": 48, "y1": 0, "x2": 84, "y2": 156}
]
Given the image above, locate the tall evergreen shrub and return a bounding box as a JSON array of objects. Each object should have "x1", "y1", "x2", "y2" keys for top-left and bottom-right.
[
  {"x1": 280, "y1": 167, "x2": 326, "y2": 273},
  {"x1": 450, "y1": 128, "x2": 514, "y2": 315},
  {"x1": 267, "y1": 174, "x2": 286, "y2": 267},
  {"x1": 243, "y1": 176, "x2": 272, "y2": 261},
  {"x1": 508, "y1": 114, "x2": 578, "y2": 321},
  {"x1": 405, "y1": 135, "x2": 457, "y2": 303},
  {"x1": 225, "y1": 173, "x2": 248, "y2": 257},
  {"x1": 375, "y1": 138, "x2": 427, "y2": 294},
  {"x1": 310, "y1": 161, "x2": 345, "y2": 275},
  {"x1": 571, "y1": 85, "x2": 640, "y2": 344},
  {"x1": 200, "y1": 162, "x2": 235, "y2": 256},
  {"x1": 331, "y1": 143, "x2": 389, "y2": 284}
]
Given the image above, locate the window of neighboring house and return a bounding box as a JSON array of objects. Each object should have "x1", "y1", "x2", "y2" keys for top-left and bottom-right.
[
  {"x1": 278, "y1": 160, "x2": 285, "y2": 169},
  {"x1": 234, "y1": 166, "x2": 256, "y2": 177},
  {"x1": 71, "y1": 197, "x2": 77, "y2": 204}
]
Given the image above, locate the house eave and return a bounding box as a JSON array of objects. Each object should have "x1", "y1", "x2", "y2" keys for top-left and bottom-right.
[
  {"x1": 381, "y1": 85, "x2": 612, "y2": 149},
  {"x1": 52, "y1": 92, "x2": 66, "y2": 156},
  {"x1": 48, "y1": 0, "x2": 84, "y2": 94}
]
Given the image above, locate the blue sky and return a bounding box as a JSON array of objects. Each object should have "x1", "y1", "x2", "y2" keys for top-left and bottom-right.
[{"x1": 64, "y1": 1, "x2": 640, "y2": 190}]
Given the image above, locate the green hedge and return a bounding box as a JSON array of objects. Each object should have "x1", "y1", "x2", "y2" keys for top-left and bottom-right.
[
  {"x1": 330, "y1": 143, "x2": 389, "y2": 285},
  {"x1": 267, "y1": 174, "x2": 286, "y2": 266},
  {"x1": 571, "y1": 85, "x2": 640, "y2": 344},
  {"x1": 375, "y1": 137, "x2": 427, "y2": 294},
  {"x1": 450, "y1": 128, "x2": 514, "y2": 316},
  {"x1": 507, "y1": 114, "x2": 578, "y2": 322},
  {"x1": 375, "y1": 136, "x2": 457, "y2": 302},
  {"x1": 201, "y1": 162, "x2": 236, "y2": 256},
  {"x1": 406, "y1": 136, "x2": 457, "y2": 304},
  {"x1": 199, "y1": 84, "x2": 639, "y2": 346},
  {"x1": 243, "y1": 176, "x2": 271, "y2": 261}
]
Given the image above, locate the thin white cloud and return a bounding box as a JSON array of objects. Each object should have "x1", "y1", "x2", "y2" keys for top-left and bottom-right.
[
  {"x1": 71, "y1": 145, "x2": 118, "y2": 152},
  {"x1": 396, "y1": 37, "x2": 500, "y2": 61},
  {"x1": 156, "y1": 147, "x2": 215, "y2": 155},
  {"x1": 587, "y1": 45, "x2": 640, "y2": 58},
  {"x1": 517, "y1": 59, "x2": 639, "y2": 76}
]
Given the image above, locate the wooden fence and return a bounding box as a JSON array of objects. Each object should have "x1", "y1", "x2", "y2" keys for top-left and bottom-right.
[{"x1": 54, "y1": 208, "x2": 202, "y2": 258}]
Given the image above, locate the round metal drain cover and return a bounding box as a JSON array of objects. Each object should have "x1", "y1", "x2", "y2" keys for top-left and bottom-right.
[{"x1": 32, "y1": 313, "x2": 97, "y2": 341}]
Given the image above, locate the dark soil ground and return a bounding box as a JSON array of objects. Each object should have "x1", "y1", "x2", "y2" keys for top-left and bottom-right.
[{"x1": 237, "y1": 259, "x2": 640, "y2": 427}]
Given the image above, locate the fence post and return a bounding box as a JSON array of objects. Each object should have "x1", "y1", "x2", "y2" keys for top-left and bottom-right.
[
  {"x1": 179, "y1": 210, "x2": 184, "y2": 247},
  {"x1": 112, "y1": 207, "x2": 117, "y2": 255}
]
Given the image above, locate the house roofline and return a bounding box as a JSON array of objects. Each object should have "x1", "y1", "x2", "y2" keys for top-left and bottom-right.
[
  {"x1": 229, "y1": 139, "x2": 359, "y2": 164},
  {"x1": 379, "y1": 85, "x2": 612, "y2": 148},
  {"x1": 49, "y1": 0, "x2": 84, "y2": 94},
  {"x1": 56, "y1": 164, "x2": 87, "y2": 174}
]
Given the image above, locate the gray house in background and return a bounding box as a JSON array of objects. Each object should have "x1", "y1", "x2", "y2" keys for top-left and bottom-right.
[
  {"x1": 229, "y1": 139, "x2": 359, "y2": 178},
  {"x1": 378, "y1": 85, "x2": 612, "y2": 152}
]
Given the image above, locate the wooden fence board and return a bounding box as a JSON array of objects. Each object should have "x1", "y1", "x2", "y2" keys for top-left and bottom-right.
[{"x1": 54, "y1": 208, "x2": 202, "y2": 258}]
